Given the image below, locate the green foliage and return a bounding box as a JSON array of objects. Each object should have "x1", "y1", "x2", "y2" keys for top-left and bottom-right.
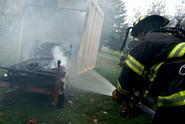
[
  {"x1": 98, "y1": 0, "x2": 128, "y2": 51},
  {"x1": 108, "y1": 0, "x2": 128, "y2": 51},
  {"x1": 0, "y1": 69, "x2": 7, "y2": 77},
  {"x1": 98, "y1": 0, "x2": 114, "y2": 49},
  {"x1": 95, "y1": 51, "x2": 121, "y2": 84}
]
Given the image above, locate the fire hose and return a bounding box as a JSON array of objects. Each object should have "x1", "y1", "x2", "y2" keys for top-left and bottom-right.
[
  {"x1": 136, "y1": 102, "x2": 155, "y2": 120},
  {"x1": 112, "y1": 89, "x2": 155, "y2": 120},
  {"x1": 118, "y1": 98, "x2": 155, "y2": 120}
]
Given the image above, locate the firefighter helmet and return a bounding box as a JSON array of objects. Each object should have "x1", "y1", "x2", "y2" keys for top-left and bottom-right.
[{"x1": 131, "y1": 15, "x2": 169, "y2": 37}]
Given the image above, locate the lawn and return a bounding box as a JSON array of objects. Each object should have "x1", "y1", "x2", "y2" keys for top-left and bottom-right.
[{"x1": 0, "y1": 51, "x2": 151, "y2": 124}]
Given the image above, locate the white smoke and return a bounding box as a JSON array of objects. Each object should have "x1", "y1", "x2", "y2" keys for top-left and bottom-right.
[{"x1": 52, "y1": 46, "x2": 68, "y2": 67}]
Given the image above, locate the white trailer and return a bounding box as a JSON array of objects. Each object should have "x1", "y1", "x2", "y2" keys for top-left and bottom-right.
[{"x1": 15, "y1": 0, "x2": 104, "y2": 74}]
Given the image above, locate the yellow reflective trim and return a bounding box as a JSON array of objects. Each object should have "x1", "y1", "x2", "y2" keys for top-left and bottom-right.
[
  {"x1": 116, "y1": 81, "x2": 130, "y2": 95},
  {"x1": 128, "y1": 54, "x2": 144, "y2": 70},
  {"x1": 148, "y1": 62, "x2": 164, "y2": 82},
  {"x1": 158, "y1": 90, "x2": 185, "y2": 107},
  {"x1": 178, "y1": 47, "x2": 185, "y2": 57},
  {"x1": 116, "y1": 81, "x2": 122, "y2": 91},
  {"x1": 167, "y1": 42, "x2": 185, "y2": 59},
  {"x1": 158, "y1": 90, "x2": 185, "y2": 100},
  {"x1": 125, "y1": 60, "x2": 142, "y2": 75},
  {"x1": 125, "y1": 54, "x2": 144, "y2": 76},
  {"x1": 134, "y1": 16, "x2": 145, "y2": 26},
  {"x1": 172, "y1": 100, "x2": 185, "y2": 106},
  {"x1": 158, "y1": 100, "x2": 185, "y2": 107},
  {"x1": 139, "y1": 16, "x2": 145, "y2": 21}
]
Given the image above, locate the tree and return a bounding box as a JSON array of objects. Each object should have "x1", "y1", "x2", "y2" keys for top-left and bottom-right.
[
  {"x1": 174, "y1": 0, "x2": 185, "y2": 26},
  {"x1": 175, "y1": 0, "x2": 185, "y2": 18},
  {"x1": 0, "y1": 0, "x2": 8, "y2": 24},
  {"x1": 146, "y1": 0, "x2": 167, "y2": 16},
  {"x1": 0, "y1": 0, "x2": 24, "y2": 65},
  {"x1": 132, "y1": 7, "x2": 142, "y2": 24},
  {"x1": 98, "y1": 0, "x2": 128, "y2": 51},
  {"x1": 108, "y1": 0, "x2": 128, "y2": 51},
  {"x1": 98, "y1": 0, "x2": 114, "y2": 50}
]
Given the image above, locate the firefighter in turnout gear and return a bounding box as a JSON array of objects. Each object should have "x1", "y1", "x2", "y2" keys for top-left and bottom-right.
[{"x1": 112, "y1": 15, "x2": 185, "y2": 123}]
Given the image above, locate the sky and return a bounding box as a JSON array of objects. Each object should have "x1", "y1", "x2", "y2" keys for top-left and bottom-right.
[{"x1": 123, "y1": 0, "x2": 184, "y2": 24}]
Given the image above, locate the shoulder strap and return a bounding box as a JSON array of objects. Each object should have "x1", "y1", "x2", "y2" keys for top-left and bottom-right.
[{"x1": 151, "y1": 27, "x2": 185, "y2": 39}]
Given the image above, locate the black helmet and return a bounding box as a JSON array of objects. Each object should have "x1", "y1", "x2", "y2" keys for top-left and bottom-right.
[{"x1": 131, "y1": 15, "x2": 170, "y2": 37}]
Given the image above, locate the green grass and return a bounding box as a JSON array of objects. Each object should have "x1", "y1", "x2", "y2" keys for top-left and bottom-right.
[
  {"x1": 95, "y1": 52, "x2": 121, "y2": 85},
  {"x1": 0, "y1": 69, "x2": 7, "y2": 77},
  {"x1": 0, "y1": 50, "x2": 151, "y2": 124}
]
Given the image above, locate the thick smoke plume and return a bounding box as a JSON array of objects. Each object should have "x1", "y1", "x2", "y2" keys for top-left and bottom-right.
[{"x1": 52, "y1": 46, "x2": 68, "y2": 67}]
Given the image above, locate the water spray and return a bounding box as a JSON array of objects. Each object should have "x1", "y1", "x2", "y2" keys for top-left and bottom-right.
[{"x1": 68, "y1": 70, "x2": 116, "y2": 96}]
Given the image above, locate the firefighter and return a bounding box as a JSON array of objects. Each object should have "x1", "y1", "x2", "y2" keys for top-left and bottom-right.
[{"x1": 112, "y1": 15, "x2": 185, "y2": 123}]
